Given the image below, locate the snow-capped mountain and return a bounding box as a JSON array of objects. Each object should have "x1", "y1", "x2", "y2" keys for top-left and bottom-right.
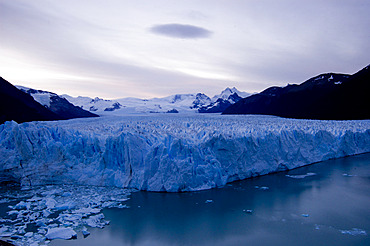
[
  {"x1": 63, "y1": 88, "x2": 249, "y2": 115},
  {"x1": 61, "y1": 95, "x2": 120, "y2": 113},
  {"x1": 198, "y1": 87, "x2": 251, "y2": 113},
  {"x1": 62, "y1": 94, "x2": 205, "y2": 115},
  {"x1": 212, "y1": 87, "x2": 250, "y2": 101},
  {"x1": 0, "y1": 77, "x2": 60, "y2": 125},
  {"x1": 16, "y1": 86, "x2": 98, "y2": 119},
  {"x1": 9, "y1": 83, "x2": 249, "y2": 117}
]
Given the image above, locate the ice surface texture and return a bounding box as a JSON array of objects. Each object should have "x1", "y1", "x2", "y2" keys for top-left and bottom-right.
[{"x1": 1, "y1": 115, "x2": 369, "y2": 192}]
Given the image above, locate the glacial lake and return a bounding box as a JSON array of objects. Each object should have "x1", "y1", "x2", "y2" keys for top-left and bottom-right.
[{"x1": 48, "y1": 153, "x2": 370, "y2": 246}]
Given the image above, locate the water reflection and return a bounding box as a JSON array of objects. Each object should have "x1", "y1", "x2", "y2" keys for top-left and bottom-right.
[{"x1": 51, "y1": 153, "x2": 370, "y2": 246}]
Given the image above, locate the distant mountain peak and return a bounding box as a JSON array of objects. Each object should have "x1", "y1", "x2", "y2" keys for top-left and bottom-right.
[
  {"x1": 91, "y1": 97, "x2": 110, "y2": 103},
  {"x1": 212, "y1": 87, "x2": 250, "y2": 102},
  {"x1": 198, "y1": 87, "x2": 250, "y2": 113}
]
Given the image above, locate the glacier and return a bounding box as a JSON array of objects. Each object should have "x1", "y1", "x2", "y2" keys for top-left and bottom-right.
[{"x1": 0, "y1": 114, "x2": 369, "y2": 192}]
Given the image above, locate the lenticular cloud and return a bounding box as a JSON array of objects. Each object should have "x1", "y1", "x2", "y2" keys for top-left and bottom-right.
[{"x1": 150, "y1": 23, "x2": 212, "y2": 39}]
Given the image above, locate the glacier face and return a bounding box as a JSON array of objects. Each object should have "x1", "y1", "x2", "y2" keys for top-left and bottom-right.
[{"x1": 0, "y1": 115, "x2": 369, "y2": 192}]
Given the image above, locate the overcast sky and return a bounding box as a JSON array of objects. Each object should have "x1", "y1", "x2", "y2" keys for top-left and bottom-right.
[{"x1": 1, "y1": 0, "x2": 369, "y2": 99}]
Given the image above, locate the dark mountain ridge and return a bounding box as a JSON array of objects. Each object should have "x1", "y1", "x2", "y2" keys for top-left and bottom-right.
[
  {"x1": 0, "y1": 77, "x2": 60, "y2": 125},
  {"x1": 223, "y1": 65, "x2": 370, "y2": 120},
  {"x1": 0, "y1": 77, "x2": 98, "y2": 125},
  {"x1": 18, "y1": 87, "x2": 98, "y2": 119}
]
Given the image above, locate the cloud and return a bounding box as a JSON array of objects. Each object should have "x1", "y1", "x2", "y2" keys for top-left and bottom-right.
[{"x1": 150, "y1": 24, "x2": 212, "y2": 39}]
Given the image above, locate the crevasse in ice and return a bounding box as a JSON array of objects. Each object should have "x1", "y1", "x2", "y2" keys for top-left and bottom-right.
[{"x1": 1, "y1": 115, "x2": 369, "y2": 192}]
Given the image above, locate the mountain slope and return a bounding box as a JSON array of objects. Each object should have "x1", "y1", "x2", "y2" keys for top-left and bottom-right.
[
  {"x1": 0, "y1": 77, "x2": 60, "y2": 125},
  {"x1": 17, "y1": 86, "x2": 98, "y2": 119},
  {"x1": 223, "y1": 65, "x2": 370, "y2": 120},
  {"x1": 0, "y1": 77, "x2": 98, "y2": 125}
]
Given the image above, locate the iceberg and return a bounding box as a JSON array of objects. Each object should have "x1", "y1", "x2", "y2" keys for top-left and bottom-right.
[
  {"x1": 45, "y1": 227, "x2": 77, "y2": 240},
  {"x1": 340, "y1": 228, "x2": 367, "y2": 236},
  {"x1": 84, "y1": 214, "x2": 107, "y2": 228},
  {"x1": 255, "y1": 186, "x2": 270, "y2": 190},
  {"x1": 286, "y1": 172, "x2": 317, "y2": 179},
  {"x1": 243, "y1": 209, "x2": 253, "y2": 214},
  {"x1": 81, "y1": 227, "x2": 90, "y2": 238},
  {"x1": 0, "y1": 115, "x2": 369, "y2": 192}
]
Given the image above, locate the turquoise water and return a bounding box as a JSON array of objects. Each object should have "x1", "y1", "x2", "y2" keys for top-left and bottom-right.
[{"x1": 49, "y1": 153, "x2": 370, "y2": 245}]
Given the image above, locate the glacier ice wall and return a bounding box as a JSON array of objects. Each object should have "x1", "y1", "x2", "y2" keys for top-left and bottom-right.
[{"x1": 1, "y1": 115, "x2": 369, "y2": 192}]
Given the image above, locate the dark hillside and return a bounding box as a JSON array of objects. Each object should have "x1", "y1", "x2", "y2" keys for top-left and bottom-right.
[
  {"x1": 0, "y1": 77, "x2": 59, "y2": 124},
  {"x1": 0, "y1": 77, "x2": 98, "y2": 125},
  {"x1": 223, "y1": 65, "x2": 370, "y2": 120}
]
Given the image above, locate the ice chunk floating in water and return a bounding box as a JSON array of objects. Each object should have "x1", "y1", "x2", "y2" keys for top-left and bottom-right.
[
  {"x1": 286, "y1": 172, "x2": 317, "y2": 179},
  {"x1": 0, "y1": 115, "x2": 370, "y2": 192},
  {"x1": 340, "y1": 228, "x2": 367, "y2": 236},
  {"x1": 0, "y1": 185, "x2": 131, "y2": 245},
  {"x1": 45, "y1": 227, "x2": 77, "y2": 240}
]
